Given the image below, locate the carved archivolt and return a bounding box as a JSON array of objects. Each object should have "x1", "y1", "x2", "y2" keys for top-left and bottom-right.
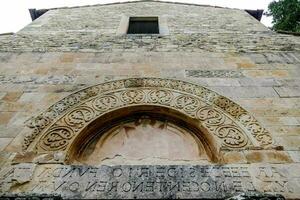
[{"x1": 24, "y1": 78, "x2": 274, "y2": 157}]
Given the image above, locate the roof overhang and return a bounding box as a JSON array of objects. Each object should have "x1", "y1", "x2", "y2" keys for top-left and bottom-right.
[
  {"x1": 29, "y1": 9, "x2": 49, "y2": 21},
  {"x1": 28, "y1": 1, "x2": 264, "y2": 22},
  {"x1": 245, "y1": 9, "x2": 264, "y2": 21}
]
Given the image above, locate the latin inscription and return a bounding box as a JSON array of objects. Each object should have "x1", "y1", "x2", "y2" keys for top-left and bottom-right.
[{"x1": 1, "y1": 165, "x2": 298, "y2": 199}]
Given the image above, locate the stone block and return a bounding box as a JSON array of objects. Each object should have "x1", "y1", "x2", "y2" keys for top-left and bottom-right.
[
  {"x1": 266, "y1": 126, "x2": 300, "y2": 136},
  {"x1": 14, "y1": 52, "x2": 43, "y2": 64},
  {"x1": 288, "y1": 151, "x2": 300, "y2": 163},
  {"x1": 256, "y1": 117, "x2": 300, "y2": 126},
  {"x1": 205, "y1": 78, "x2": 241, "y2": 87},
  {"x1": 12, "y1": 163, "x2": 36, "y2": 184},
  {"x1": 264, "y1": 53, "x2": 285, "y2": 63},
  {"x1": 247, "y1": 54, "x2": 268, "y2": 64},
  {"x1": 236, "y1": 62, "x2": 256, "y2": 69},
  {"x1": 238, "y1": 78, "x2": 280, "y2": 87},
  {"x1": 18, "y1": 92, "x2": 46, "y2": 103},
  {"x1": 274, "y1": 136, "x2": 300, "y2": 151},
  {"x1": 244, "y1": 150, "x2": 292, "y2": 163},
  {"x1": 0, "y1": 112, "x2": 15, "y2": 125},
  {"x1": 209, "y1": 86, "x2": 279, "y2": 98},
  {"x1": 226, "y1": 192, "x2": 285, "y2": 200},
  {"x1": 243, "y1": 70, "x2": 289, "y2": 78},
  {"x1": 278, "y1": 79, "x2": 300, "y2": 87},
  {"x1": 280, "y1": 52, "x2": 300, "y2": 64},
  {"x1": 223, "y1": 151, "x2": 246, "y2": 164},
  {"x1": 247, "y1": 108, "x2": 300, "y2": 118},
  {"x1": 0, "y1": 52, "x2": 13, "y2": 62},
  {"x1": 0, "y1": 126, "x2": 22, "y2": 138},
  {"x1": 247, "y1": 98, "x2": 299, "y2": 109},
  {"x1": 0, "y1": 164, "x2": 299, "y2": 199},
  {"x1": 0, "y1": 151, "x2": 14, "y2": 168},
  {"x1": 2, "y1": 92, "x2": 23, "y2": 102},
  {"x1": 60, "y1": 53, "x2": 75, "y2": 63},
  {"x1": 6, "y1": 112, "x2": 33, "y2": 127},
  {"x1": 3, "y1": 128, "x2": 30, "y2": 152},
  {"x1": 0, "y1": 138, "x2": 13, "y2": 151},
  {"x1": 0, "y1": 92, "x2": 6, "y2": 100},
  {"x1": 0, "y1": 101, "x2": 33, "y2": 112},
  {"x1": 274, "y1": 86, "x2": 300, "y2": 98}
]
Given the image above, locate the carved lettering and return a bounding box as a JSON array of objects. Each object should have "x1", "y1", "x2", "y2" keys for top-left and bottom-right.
[
  {"x1": 107, "y1": 181, "x2": 118, "y2": 192},
  {"x1": 112, "y1": 168, "x2": 123, "y2": 177},
  {"x1": 200, "y1": 182, "x2": 211, "y2": 192},
  {"x1": 233, "y1": 180, "x2": 243, "y2": 192},
  {"x1": 4, "y1": 165, "x2": 295, "y2": 199},
  {"x1": 97, "y1": 181, "x2": 107, "y2": 192},
  {"x1": 132, "y1": 181, "x2": 143, "y2": 192},
  {"x1": 69, "y1": 182, "x2": 80, "y2": 192},
  {"x1": 145, "y1": 181, "x2": 155, "y2": 192}
]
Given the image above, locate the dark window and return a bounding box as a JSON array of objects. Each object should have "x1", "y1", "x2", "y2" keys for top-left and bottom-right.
[{"x1": 127, "y1": 17, "x2": 159, "y2": 34}]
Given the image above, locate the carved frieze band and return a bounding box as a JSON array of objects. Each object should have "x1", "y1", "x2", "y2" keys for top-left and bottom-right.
[{"x1": 24, "y1": 78, "x2": 274, "y2": 152}]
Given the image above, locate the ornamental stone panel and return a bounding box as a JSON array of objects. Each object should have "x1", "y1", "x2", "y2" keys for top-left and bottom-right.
[{"x1": 21, "y1": 78, "x2": 276, "y2": 164}]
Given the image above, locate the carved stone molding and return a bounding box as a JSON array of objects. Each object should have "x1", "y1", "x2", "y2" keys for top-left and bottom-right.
[{"x1": 24, "y1": 78, "x2": 274, "y2": 158}]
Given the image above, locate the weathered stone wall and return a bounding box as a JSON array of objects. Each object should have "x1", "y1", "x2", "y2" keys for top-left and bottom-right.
[
  {"x1": 0, "y1": 1, "x2": 299, "y2": 199},
  {"x1": 1, "y1": 51, "x2": 299, "y2": 158},
  {"x1": 0, "y1": 1, "x2": 299, "y2": 52}
]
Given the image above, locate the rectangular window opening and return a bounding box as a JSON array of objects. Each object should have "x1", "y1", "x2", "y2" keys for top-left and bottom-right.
[{"x1": 127, "y1": 17, "x2": 159, "y2": 34}]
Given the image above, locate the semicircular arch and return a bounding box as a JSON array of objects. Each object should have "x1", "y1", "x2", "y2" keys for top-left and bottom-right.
[{"x1": 23, "y1": 78, "x2": 275, "y2": 163}]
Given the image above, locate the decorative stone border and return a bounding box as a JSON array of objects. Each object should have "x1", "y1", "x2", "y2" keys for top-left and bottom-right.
[{"x1": 24, "y1": 78, "x2": 274, "y2": 158}]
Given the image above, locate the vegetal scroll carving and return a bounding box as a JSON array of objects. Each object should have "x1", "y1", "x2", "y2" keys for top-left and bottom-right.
[
  {"x1": 40, "y1": 127, "x2": 74, "y2": 151},
  {"x1": 23, "y1": 78, "x2": 274, "y2": 154}
]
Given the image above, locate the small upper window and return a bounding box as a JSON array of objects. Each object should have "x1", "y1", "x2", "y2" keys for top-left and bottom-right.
[{"x1": 127, "y1": 17, "x2": 159, "y2": 34}]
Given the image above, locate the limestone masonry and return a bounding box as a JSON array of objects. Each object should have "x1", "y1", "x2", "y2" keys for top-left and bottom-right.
[{"x1": 0, "y1": 1, "x2": 299, "y2": 199}]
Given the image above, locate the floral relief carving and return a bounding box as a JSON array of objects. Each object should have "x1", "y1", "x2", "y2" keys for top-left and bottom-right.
[
  {"x1": 216, "y1": 125, "x2": 248, "y2": 148},
  {"x1": 92, "y1": 95, "x2": 118, "y2": 111},
  {"x1": 256, "y1": 132, "x2": 273, "y2": 146},
  {"x1": 40, "y1": 126, "x2": 74, "y2": 151},
  {"x1": 148, "y1": 89, "x2": 173, "y2": 105},
  {"x1": 174, "y1": 95, "x2": 200, "y2": 113},
  {"x1": 24, "y1": 115, "x2": 52, "y2": 151},
  {"x1": 121, "y1": 90, "x2": 145, "y2": 104},
  {"x1": 24, "y1": 78, "x2": 274, "y2": 152},
  {"x1": 239, "y1": 114, "x2": 273, "y2": 146},
  {"x1": 144, "y1": 78, "x2": 164, "y2": 87},
  {"x1": 64, "y1": 106, "x2": 95, "y2": 131},
  {"x1": 196, "y1": 106, "x2": 248, "y2": 146},
  {"x1": 196, "y1": 106, "x2": 225, "y2": 126},
  {"x1": 214, "y1": 97, "x2": 247, "y2": 118}
]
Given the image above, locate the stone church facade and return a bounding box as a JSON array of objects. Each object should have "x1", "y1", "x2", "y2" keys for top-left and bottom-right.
[{"x1": 0, "y1": 0, "x2": 300, "y2": 199}]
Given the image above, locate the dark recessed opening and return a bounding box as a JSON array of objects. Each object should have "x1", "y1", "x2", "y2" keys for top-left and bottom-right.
[{"x1": 127, "y1": 17, "x2": 159, "y2": 34}]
